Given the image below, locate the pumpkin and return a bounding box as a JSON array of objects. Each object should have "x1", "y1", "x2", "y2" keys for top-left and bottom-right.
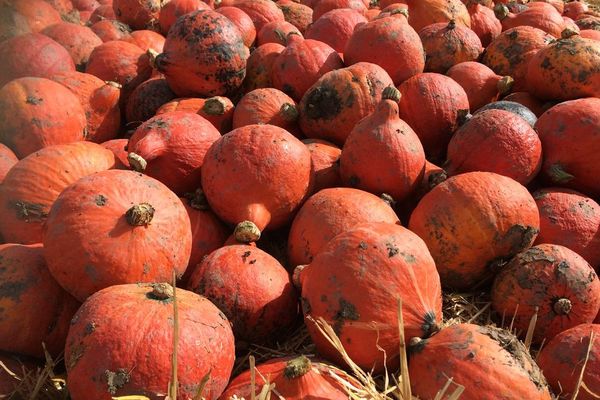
[
  {"x1": 89, "y1": 4, "x2": 116, "y2": 23},
  {"x1": 287, "y1": 187, "x2": 400, "y2": 267},
  {"x1": 419, "y1": 21, "x2": 483, "y2": 73},
  {"x1": 90, "y1": 19, "x2": 132, "y2": 42},
  {"x1": 311, "y1": 0, "x2": 367, "y2": 22},
  {"x1": 482, "y1": 26, "x2": 554, "y2": 91},
  {"x1": 402, "y1": 0, "x2": 471, "y2": 32},
  {"x1": 202, "y1": 124, "x2": 312, "y2": 239},
  {"x1": 0, "y1": 3, "x2": 32, "y2": 41},
  {"x1": 409, "y1": 324, "x2": 552, "y2": 400},
  {"x1": 271, "y1": 35, "x2": 343, "y2": 101},
  {"x1": 0, "y1": 144, "x2": 17, "y2": 184},
  {"x1": 154, "y1": 10, "x2": 249, "y2": 97},
  {"x1": 302, "y1": 139, "x2": 342, "y2": 194},
  {"x1": 396, "y1": 160, "x2": 447, "y2": 225},
  {"x1": 125, "y1": 77, "x2": 176, "y2": 126},
  {"x1": 65, "y1": 283, "x2": 234, "y2": 400},
  {"x1": 536, "y1": 98, "x2": 600, "y2": 197},
  {"x1": 233, "y1": 88, "x2": 301, "y2": 136},
  {"x1": 467, "y1": 2, "x2": 502, "y2": 46},
  {"x1": 475, "y1": 100, "x2": 538, "y2": 127},
  {"x1": 278, "y1": 0, "x2": 313, "y2": 34},
  {"x1": 51, "y1": 71, "x2": 122, "y2": 144},
  {"x1": 537, "y1": 324, "x2": 600, "y2": 400},
  {"x1": 581, "y1": 29, "x2": 600, "y2": 40},
  {"x1": 532, "y1": 0, "x2": 564, "y2": 14},
  {"x1": 0, "y1": 142, "x2": 115, "y2": 244},
  {"x1": 187, "y1": 244, "x2": 297, "y2": 343},
  {"x1": 127, "y1": 111, "x2": 221, "y2": 195},
  {"x1": 446, "y1": 62, "x2": 513, "y2": 111},
  {"x1": 526, "y1": 36, "x2": 600, "y2": 100},
  {"x1": 257, "y1": 20, "x2": 302, "y2": 46},
  {"x1": 0, "y1": 243, "x2": 79, "y2": 358},
  {"x1": 398, "y1": 73, "x2": 470, "y2": 162},
  {"x1": 576, "y1": 16, "x2": 600, "y2": 30},
  {"x1": 2, "y1": 0, "x2": 62, "y2": 34},
  {"x1": 409, "y1": 172, "x2": 540, "y2": 290},
  {"x1": 216, "y1": 6, "x2": 256, "y2": 47},
  {"x1": 564, "y1": 1, "x2": 590, "y2": 20},
  {"x1": 298, "y1": 62, "x2": 395, "y2": 145},
  {"x1": 339, "y1": 87, "x2": 425, "y2": 202},
  {"x1": 0, "y1": 33, "x2": 75, "y2": 87},
  {"x1": 112, "y1": 0, "x2": 160, "y2": 30},
  {"x1": 220, "y1": 356, "x2": 355, "y2": 399},
  {"x1": 343, "y1": 15, "x2": 425, "y2": 85},
  {"x1": 492, "y1": 244, "x2": 600, "y2": 343},
  {"x1": 298, "y1": 222, "x2": 442, "y2": 373},
  {"x1": 101, "y1": 139, "x2": 130, "y2": 169},
  {"x1": 156, "y1": 96, "x2": 234, "y2": 134},
  {"x1": 123, "y1": 30, "x2": 165, "y2": 53},
  {"x1": 494, "y1": 2, "x2": 565, "y2": 37},
  {"x1": 41, "y1": 23, "x2": 103, "y2": 72},
  {"x1": 242, "y1": 42, "x2": 284, "y2": 92},
  {"x1": 0, "y1": 77, "x2": 87, "y2": 159},
  {"x1": 72, "y1": 0, "x2": 101, "y2": 11},
  {"x1": 503, "y1": 91, "x2": 547, "y2": 117},
  {"x1": 305, "y1": 9, "x2": 368, "y2": 54},
  {"x1": 233, "y1": 0, "x2": 285, "y2": 32},
  {"x1": 159, "y1": 0, "x2": 210, "y2": 35},
  {"x1": 43, "y1": 170, "x2": 192, "y2": 301}
]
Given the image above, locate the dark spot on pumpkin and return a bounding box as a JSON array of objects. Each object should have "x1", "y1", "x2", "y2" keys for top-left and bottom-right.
[
  {"x1": 386, "y1": 242, "x2": 399, "y2": 257},
  {"x1": 348, "y1": 175, "x2": 360, "y2": 187},
  {"x1": 26, "y1": 96, "x2": 43, "y2": 105},
  {"x1": 421, "y1": 311, "x2": 439, "y2": 337},
  {"x1": 0, "y1": 280, "x2": 29, "y2": 301},
  {"x1": 554, "y1": 260, "x2": 569, "y2": 277},
  {"x1": 67, "y1": 343, "x2": 85, "y2": 369},
  {"x1": 241, "y1": 251, "x2": 251, "y2": 262},
  {"x1": 84, "y1": 322, "x2": 96, "y2": 335},
  {"x1": 95, "y1": 195, "x2": 107, "y2": 206},
  {"x1": 300, "y1": 297, "x2": 311, "y2": 314},
  {"x1": 249, "y1": 259, "x2": 256, "y2": 264},
  {"x1": 13, "y1": 201, "x2": 48, "y2": 222},
  {"x1": 541, "y1": 57, "x2": 552, "y2": 69},
  {"x1": 31, "y1": 118, "x2": 44, "y2": 129},
  {"x1": 401, "y1": 252, "x2": 416, "y2": 263},
  {"x1": 358, "y1": 241, "x2": 368, "y2": 250},
  {"x1": 304, "y1": 86, "x2": 342, "y2": 120},
  {"x1": 333, "y1": 298, "x2": 359, "y2": 334},
  {"x1": 143, "y1": 263, "x2": 150, "y2": 275},
  {"x1": 105, "y1": 368, "x2": 130, "y2": 395}
]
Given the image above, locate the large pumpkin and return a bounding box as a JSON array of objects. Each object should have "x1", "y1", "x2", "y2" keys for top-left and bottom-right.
[
  {"x1": 0, "y1": 144, "x2": 17, "y2": 184},
  {"x1": 467, "y1": 2, "x2": 502, "y2": 47},
  {"x1": 402, "y1": 0, "x2": 471, "y2": 32},
  {"x1": 124, "y1": 29, "x2": 166, "y2": 53},
  {"x1": 0, "y1": 77, "x2": 87, "y2": 159},
  {"x1": 154, "y1": 9, "x2": 249, "y2": 97},
  {"x1": 233, "y1": 88, "x2": 300, "y2": 136},
  {"x1": 233, "y1": 0, "x2": 285, "y2": 32},
  {"x1": 155, "y1": 96, "x2": 234, "y2": 134},
  {"x1": 43, "y1": 170, "x2": 192, "y2": 301},
  {"x1": 125, "y1": 77, "x2": 176, "y2": 126},
  {"x1": 65, "y1": 283, "x2": 235, "y2": 400},
  {"x1": 90, "y1": 19, "x2": 132, "y2": 42},
  {"x1": 101, "y1": 139, "x2": 130, "y2": 169},
  {"x1": 158, "y1": 0, "x2": 210, "y2": 35},
  {"x1": 494, "y1": 2, "x2": 565, "y2": 37},
  {"x1": 256, "y1": 20, "x2": 302, "y2": 46},
  {"x1": 41, "y1": 23, "x2": 102, "y2": 71},
  {"x1": 278, "y1": 0, "x2": 313, "y2": 35},
  {"x1": 216, "y1": 6, "x2": 256, "y2": 48},
  {"x1": 242, "y1": 42, "x2": 284, "y2": 92},
  {"x1": 302, "y1": 139, "x2": 342, "y2": 194},
  {"x1": 112, "y1": 0, "x2": 161, "y2": 30},
  {"x1": 0, "y1": 243, "x2": 79, "y2": 358},
  {"x1": 409, "y1": 172, "x2": 540, "y2": 290},
  {"x1": 305, "y1": 8, "x2": 367, "y2": 53},
  {"x1": 312, "y1": 0, "x2": 367, "y2": 22},
  {"x1": 298, "y1": 222, "x2": 442, "y2": 373},
  {"x1": 0, "y1": 0, "x2": 61, "y2": 38}
]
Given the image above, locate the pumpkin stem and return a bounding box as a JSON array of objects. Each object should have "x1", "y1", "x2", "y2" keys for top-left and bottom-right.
[
  {"x1": 561, "y1": 28, "x2": 579, "y2": 39},
  {"x1": 382, "y1": 86, "x2": 401, "y2": 102},
  {"x1": 126, "y1": 203, "x2": 155, "y2": 226},
  {"x1": 147, "y1": 48, "x2": 160, "y2": 69},
  {"x1": 553, "y1": 298, "x2": 572, "y2": 315},
  {"x1": 457, "y1": 109, "x2": 472, "y2": 126},
  {"x1": 280, "y1": 103, "x2": 299, "y2": 121},
  {"x1": 390, "y1": 8, "x2": 409, "y2": 19},
  {"x1": 202, "y1": 97, "x2": 226, "y2": 115},
  {"x1": 184, "y1": 188, "x2": 210, "y2": 211},
  {"x1": 493, "y1": 3, "x2": 510, "y2": 19},
  {"x1": 428, "y1": 171, "x2": 448, "y2": 190},
  {"x1": 447, "y1": 19, "x2": 456, "y2": 29},
  {"x1": 547, "y1": 164, "x2": 575, "y2": 184},
  {"x1": 497, "y1": 76, "x2": 514, "y2": 96},
  {"x1": 127, "y1": 152, "x2": 148, "y2": 172},
  {"x1": 380, "y1": 193, "x2": 396, "y2": 208},
  {"x1": 283, "y1": 355, "x2": 312, "y2": 379},
  {"x1": 292, "y1": 265, "x2": 307, "y2": 289},
  {"x1": 149, "y1": 283, "x2": 174, "y2": 300},
  {"x1": 105, "y1": 81, "x2": 122, "y2": 89},
  {"x1": 234, "y1": 221, "x2": 261, "y2": 243}
]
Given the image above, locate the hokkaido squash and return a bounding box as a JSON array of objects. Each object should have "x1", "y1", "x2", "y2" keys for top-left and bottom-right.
[
  {"x1": 302, "y1": 139, "x2": 342, "y2": 194},
  {"x1": 467, "y1": 2, "x2": 502, "y2": 47},
  {"x1": 156, "y1": 96, "x2": 234, "y2": 134},
  {"x1": 564, "y1": 1, "x2": 590, "y2": 20},
  {"x1": 124, "y1": 29, "x2": 165, "y2": 52},
  {"x1": 475, "y1": 100, "x2": 538, "y2": 127},
  {"x1": 158, "y1": 0, "x2": 210, "y2": 35},
  {"x1": 257, "y1": 20, "x2": 302, "y2": 46},
  {"x1": 2, "y1": 0, "x2": 62, "y2": 34},
  {"x1": 101, "y1": 139, "x2": 130, "y2": 169},
  {"x1": 233, "y1": 0, "x2": 285, "y2": 32},
  {"x1": 89, "y1": 4, "x2": 116, "y2": 23},
  {"x1": 503, "y1": 91, "x2": 547, "y2": 117},
  {"x1": 305, "y1": 9, "x2": 367, "y2": 54},
  {"x1": 311, "y1": 0, "x2": 367, "y2": 22},
  {"x1": 112, "y1": 0, "x2": 161, "y2": 30},
  {"x1": 242, "y1": 42, "x2": 284, "y2": 92},
  {"x1": 43, "y1": 170, "x2": 192, "y2": 301},
  {"x1": 90, "y1": 19, "x2": 132, "y2": 42},
  {"x1": 233, "y1": 88, "x2": 301, "y2": 136},
  {"x1": 494, "y1": 1, "x2": 565, "y2": 37},
  {"x1": 125, "y1": 77, "x2": 176, "y2": 126},
  {"x1": 581, "y1": 29, "x2": 600, "y2": 40},
  {"x1": 0, "y1": 3, "x2": 32, "y2": 41},
  {"x1": 278, "y1": 0, "x2": 313, "y2": 34},
  {"x1": 216, "y1": 6, "x2": 256, "y2": 48},
  {"x1": 402, "y1": 0, "x2": 471, "y2": 32},
  {"x1": 41, "y1": 23, "x2": 103, "y2": 71},
  {"x1": 0, "y1": 144, "x2": 17, "y2": 184}
]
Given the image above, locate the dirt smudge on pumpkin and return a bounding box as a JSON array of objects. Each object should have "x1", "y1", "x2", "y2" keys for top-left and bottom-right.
[
  {"x1": 105, "y1": 368, "x2": 131, "y2": 395},
  {"x1": 0, "y1": 280, "x2": 29, "y2": 301},
  {"x1": 67, "y1": 343, "x2": 85, "y2": 370},
  {"x1": 304, "y1": 85, "x2": 342, "y2": 120},
  {"x1": 333, "y1": 298, "x2": 359, "y2": 335},
  {"x1": 95, "y1": 195, "x2": 108, "y2": 206},
  {"x1": 13, "y1": 201, "x2": 48, "y2": 222}
]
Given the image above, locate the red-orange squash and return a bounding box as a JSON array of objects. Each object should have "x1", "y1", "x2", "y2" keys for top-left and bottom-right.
[
  {"x1": 43, "y1": 170, "x2": 192, "y2": 301},
  {"x1": 101, "y1": 139, "x2": 130, "y2": 169},
  {"x1": 278, "y1": 0, "x2": 313, "y2": 34},
  {"x1": 298, "y1": 222, "x2": 442, "y2": 373},
  {"x1": 536, "y1": 98, "x2": 600, "y2": 198},
  {"x1": 344, "y1": 15, "x2": 425, "y2": 85},
  {"x1": 305, "y1": 8, "x2": 367, "y2": 54},
  {"x1": 159, "y1": 0, "x2": 210, "y2": 35},
  {"x1": 581, "y1": 29, "x2": 600, "y2": 40},
  {"x1": 419, "y1": 21, "x2": 483, "y2": 73},
  {"x1": 124, "y1": 29, "x2": 165, "y2": 52},
  {"x1": 3, "y1": 0, "x2": 62, "y2": 34},
  {"x1": 467, "y1": 2, "x2": 502, "y2": 47},
  {"x1": 402, "y1": 0, "x2": 471, "y2": 32},
  {"x1": 398, "y1": 73, "x2": 470, "y2": 162},
  {"x1": 0, "y1": 144, "x2": 17, "y2": 184},
  {"x1": 65, "y1": 283, "x2": 235, "y2": 400},
  {"x1": 154, "y1": 10, "x2": 249, "y2": 97},
  {"x1": 533, "y1": 0, "x2": 564, "y2": 14},
  {"x1": 41, "y1": 23, "x2": 103, "y2": 71},
  {"x1": 233, "y1": 88, "x2": 300, "y2": 136},
  {"x1": 492, "y1": 244, "x2": 600, "y2": 343},
  {"x1": 90, "y1": 19, "x2": 132, "y2": 42},
  {"x1": 287, "y1": 187, "x2": 400, "y2": 267},
  {"x1": 503, "y1": 91, "x2": 547, "y2": 116},
  {"x1": 233, "y1": 0, "x2": 285, "y2": 32},
  {"x1": 495, "y1": 2, "x2": 565, "y2": 37},
  {"x1": 156, "y1": 96, "x2": 234, "y2": 134},
  {"x1": 564, "y1": 1, "x2": 590, "y2": 20},
  {"x1": 257, "y1": 20, "x2": 302, "y2": 46},
  {"x1": 396, "y1": 160, "x2": 447, "y2": 225},
  {"x1": 89, "y1": 4, "x2": 116, "y2": 23},
  {"x1": 576, "y1": 17, "x2": 600, "y2": 31},
  {"x1": 302, "y1": 139, "x2": 342, "y2": 194},
  {"x1": 216, "y1": 6, "x2": 256, "y2": 47},
  {"x1": 112, "y1": 0, "x2": 161, "y2": 30},
  {"x1": 125, "y1": 77, "x2": 176, "y2": 126},
  {"x1": 0, "y1": 3, "x2": 32, "y2": 41},
  {"x1": 0, "y1": 142, "x2": 115, "y2": 244},
  {"x1": 0, "y1": 77, "x2": 87, "y2": 159},
  {"x1": 409, "y1": 172, "x2": 540, "y2": 290},
  {"x1": 311, "y1": 0, "x2": 367, "y2": 22},
  {"x1": 409, "y1": 324, "x2": 552, "y2": 400},
  {"x1": 0, "y1": 244, "x2": 79, "y2": 358},
  {"x1": 537, "y1": 324, "x2": 600, "y2": 400},
  {"x1": 242, "y1": 42, "x2": 284, "y2": 92}
]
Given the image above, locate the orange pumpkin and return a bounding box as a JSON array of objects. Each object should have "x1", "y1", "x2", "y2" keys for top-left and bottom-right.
[
  {"x1": 581, "y1": 29, "x2": 600, "y2": 40},
  {"x1": 402, "y1": 0, "x2": 471, "y2": 32},
  {"x1": 112, "y1": 0, "x2": 161, "y2": 30},
  {"x1": 216, "y1": 6, "x2": 256, "y2": 47},
  {"x1": 305, "y1": 8, "x2": 367, "y2": 53},
  {"x1": 503, "y1": 91, "x2": 548, "y2": 116},
  {"x1": 467, "y1": 2, "x2": 502, "y2": 46},
  {"x1": 41, "y1": 23, "x2": 103, "y2": 71},
  {"x1": 564, "y1": 1, "x2": 590, "y2": 20},
  {"x1": 0, "y1": 144, "x2": 17, "y2": 184},
  {"x1": 233, "y1": 0, "x2": 285, "y2": 32},
  {"x1": 158, "y1": 0, "x2": 210, "y2": 35},
  {"x1": 2, "y1": 0, "x2": 61, "y2": 35},
  {"x1": 0, "y1": 3, "x2": 32, "y2": 41},
  {"x1": 101, "y1": 139, "x2": 130, "y2": 169},
  {"x1": 278, "y1": 0, "x2": 313, "y2": 34},
  {"x1": 312, "y1": 0, "x2": 367, "y2": 22},
  {"x1": 396, "y1": 160, "x2": 447, "y2": 225},
  {"x1": 298, "y1": 222, "x2": 442, "y2": 373},
  {"x1": 242, "y1": 42, "x2": 284, "y2": 92},
  {"x1": 90, "y1": 19, "x2": 132, "y2": 42},
  {"x1": 125, "y1": 77, "x2": 176, "y2": 126},
  {"x1": 233, "y1": 88, "x2": 300, "y2": 136},
  {"x1": 155, "y1": 96, "x2": 234, "y2": 134},
  {"x1": 124, "y1": 29, "x2": 165, "y2": 52},
  {"x1": 43, "y1": 170, "x2": 192, "y2": 301},
  {"x1": 447, "y1": 62, "x2": 513, "y2": 111},
  {"x1": 287, "y1": 187, "x2": 400, "y2": 267},
  {"x1": 0, "y1": 243, "x2": 79, "y2": 358},
  {"x1": 257, "y1": 20, "x2": 302, "y2": 46},
  {"x1": 302, "y1": 139, "x2": 342, "y2": 194},
  {"x1": 89, "y1": 4, "x2": 116, "y2": 23},
  {"x1": 532, "y1": 0, "x2": 564, "y2": 14},
  {"x1": 409, "y1": 172, "x2": 540, "y2": 290},
  {"x1": 494, "y1": 2, "x2": 565, "y2": 37}
]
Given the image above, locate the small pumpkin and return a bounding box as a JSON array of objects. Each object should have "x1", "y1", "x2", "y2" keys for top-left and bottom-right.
[
  {"x1": 242, "y1": 42, "x2": 284, "y2": 92},
  {"x1": 41, "y1": 23, "x2": 103, "y2": 72},
  {"x1": 564, "y1": 1, "x2": 590, "y2": 20},
  {"x1": 233, "y1": 88, "x2": 300, "y2": 136},
  {"x1": 467, "y1": 2, "x2": 502, "y2": 47},
  {"x1": 305, "y1": 8, "x2": 367, "y2": 54},
  {"x1": 233, "y1": 0, "x2": 285, "y2": 32},
  {"x1": 532, "y1": 0, "x2": 564, "y2": 14},
  {"x1": 311, "y1": 0, "x2": 367, "y2": 22},
  {"x1": 125, "y1": 77, "x2": 176, "y2": 126},
  {"x1": 2, "y1": 0, "x2": 62, "y2": 35},
  {"x1": 257, "y1": 20, "x2": 302, "y2": 46},
  {"x1": 0, "y1": 3, "x2": 33, "y2": 41},
  {"x1": 278, "y1": 0, "x2": 313, "y2": 34},
  {"x1": 101, "y1": 139, "x2": 130, "y2": 169},
  {"x1": 112, "y1": 0, "x2": 161, "y2": 30},
  {"x1": 90, "y1": 19, "x2": 132, "y2": 42},
  {"x1": 494, "y1": 2, "x2": 566, "y2": 37},
  {"x1": 156, "y1": 96, "x2": 234, "y2": 134},
  {"x1": 402, "y1": 0, "x2": 471, "y2": 32},
  {"x1": 475, "y1": 100, "x2": 538, "y2": 127},
  {"x1": 89, "y1": 4, "x2": 116, "y2": 23},
  {"x1": 0, "y1": 144, "x2": 18, "y2": 184},
  {"x1": 216, "y1": 6, "x2": 256, "y2": 48},
  {"x1": 158, "y1": 0, "x2": 210, "y2": 35},
  {"x1": 302, "y1": 139, "x2": 342, "y2": 194},
  {"x1": 502, "y1": 91, "x2": 547, "y2": 117},
  {"x1": 124, "y1": 29, "x2": 166, "y2": 53}
]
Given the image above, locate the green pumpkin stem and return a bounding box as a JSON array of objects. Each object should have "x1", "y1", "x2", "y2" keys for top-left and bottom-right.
[{"x1": 547, "y1": 164, "x2": 575, "y2": 184}]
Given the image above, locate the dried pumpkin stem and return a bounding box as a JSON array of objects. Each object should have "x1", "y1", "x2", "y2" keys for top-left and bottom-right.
[
  {"x1": 184, "y1": 188, "x2": 209, "y2": 211},
  {"x1": 127, "y1": 152, "x2": 147, "y2": 172},
  {"x1": 202, "y1": 97, "x2": 226, "y2": 115},
  {"x1": 547, "y1": 164, "x2": 575, "y2": 184},
  {"x1": 292, "y1": 265, "x2": 307, "y2": 289},
  {"x1": 234, "y1": 221, "x2": 261, "y2": 243},
  {"x1": 553, "y1": 298, "x2": 572, "y2": 315},
  {"x1": 280, "y1": 103, "x2": 299, "y2": 121},
  {"x1": 126, "y1": 203, "x2": 155, "y2": 226},
  {"x1": 283, "y1": 355, "x2": 311, "y2": 379},
  {"x1": 381, "y1": 86, "x2": 401, "y2": 102},
  {"x1": 497, "y1": 76, "x2": 514, "y2": 96},
  {"x1": 149, "y1": 282, "x2": 174, "y2": 300}
]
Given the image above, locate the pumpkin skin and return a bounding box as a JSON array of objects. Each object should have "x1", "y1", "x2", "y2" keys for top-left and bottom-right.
[
  {"x1": 409, "y1": 324, "x2": 552, "y2": 400},
  {"x1": 41, "y1": 23, "x2": 103, "y2": 72},
  {"x1": 43, "y1": 170, "x2": 192, "y2": 302},
  {"x1": 537, "y1": 324, "x2": 600, "y2": 400},
  {"x1": 201, "y1": 124, "x2": 313, "y2": 233},
  {"x1": 216, "y1": 6, "x2": 256, "y2": 47},
  {"x1": 233, "y1": 88, "x2": 300, "y2": 136},
  {"x1": 402, "y1": 0, "x2": 471, "y2": 32},
  {"x1": 0, "y1": 244, "x2": 79, "y2": 359},
  {"x1": 287, "y1": 187, "x2": 400, "y2": 267},
  {"x1": 257, "y1": 20, "x2": 302, "y2": 46},
  {"x1": 419, "y1": 21, "x2": 483, "y2": 73},
  {"x1": 112, "y1": 0, "x2": 161, "y2": 30},
  {"x1": 396, "y1": 160, "x2": 447, "y2": 225},
  {"x1": 271, "y1": 35, "x2": 343, "y2": 101},
  {"x1": 409, "y1": 172, "x2": 540, "y2": 290},
  {"x1": 89, "y1": 4, "x2": 117, "y2": 23},
  {"x1": 125, "y1": 77, "x2": 176, "y2": 126},
  {"x1": 156, "y1": 97, "x2": 234, "y2": 134},
  {"x1": 242, "y1": 42, "x2": 284, "y2": 92},
  {"x1": 581, "y1": 29, "x2": 600, "y2": 40},
  {"x1": 233, "y1": 0, "x2": 285, "y2": 32},
  {"x1": 491, "y1": 244, "x2": 600, "y2": 344},
  {"x1": 101, "y1": 139, "x2": 130, "y2": 169},
  {"x1": 564, "y1": 1, "x2": 590, "y2": 20},
  {"x1": 90, "y1": 19, "x2": 132, "y2": 42},
  {"x1": 482, "y1": 26, "x2": 554, "y2": 92},
  {"x1": 0, "y1": 33, "x2": 75, "y2": 87},
  {"x1": 0, "y1": 144, "x2": 17, "y2": 184},
  {"x1": 305, "y1": 9, "x2": 367, "y2": 54},
  {"x1": 445, "y1": 109, "x2": 542, "y2": 184},
  {"x1": 124, "y1": 30, "x2": 165, "y2": 53},
  {"x1": 503, "y1": 91, "x2": 547, "y2": 117},
  {"x1": 154, "y1": 10, "x2": 249, "y2": 97},
  {"x1": 0, "y1": 77, "x2": 87, "y2": 159},
  {"x1": 344, "y1": 15, "x2": 425, "y2": 85},
  {"x1": 0, "y1": 142, "x2": 115, "y2": 244},
  {"x1": 467, "y1": 2, "x2": 502, "y2": 47},
  {"x1": 2, "y1": 0, "x2": 62, "y2": 35},
  {"x1": 302, "y1": 139, "x2": 342, "y2": 194},
  {"x1": 65, "y1": 283, "x2": 235, "y2": 400},
  {"x1": 398, "y1": 73, "x2": 470, "y2": 162},
  {"x1": 311, "y1": 0, "x2": 367, "y2": 22},
  {"x1": 298, "y1": 62, "x2": 395, "y2": 145},
  {"x1": 446, "y1": 62, "x2": 513, "y2": 111},
  {"x1": 187, "y1": 244, "x2": 298, "y2": 343},
  {"x1": 127, "y1": 111, "x2": 221, "y2": 195},
  {"x1": 51, "y1": 71, "x2": 122, "y2": 144},
  {"x1": 533, "y1": 188, "x2": 600, "y2": 269},
  {"x1": 299, "y1": 222, "x2": 442, "y2": 373},
  {"x1": 526, "y1": 37, "x2": 600, "y2": 100},
  {"x1": 476, "y1": 100, "x2": 538, "y2": 127},
  {"x1": 0, "y1": 3, "x2": 32, "y2": 42},
  {"x1": 495, "y1": 2, "x2": 566, "y2": 37},
  {"x1": 159, "y1": 0, "x2": 210, "y2": 35},
  {"x1": 536, "y1": 98, "x2": 600, "y2": 198},
  {"x1": 278, "y1": 0, "x2": 313, "y2": 34}
]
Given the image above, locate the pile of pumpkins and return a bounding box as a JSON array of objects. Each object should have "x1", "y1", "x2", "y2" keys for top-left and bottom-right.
[{"x1": 0, "y1": 0, "x2": 599, "y2": 398}]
